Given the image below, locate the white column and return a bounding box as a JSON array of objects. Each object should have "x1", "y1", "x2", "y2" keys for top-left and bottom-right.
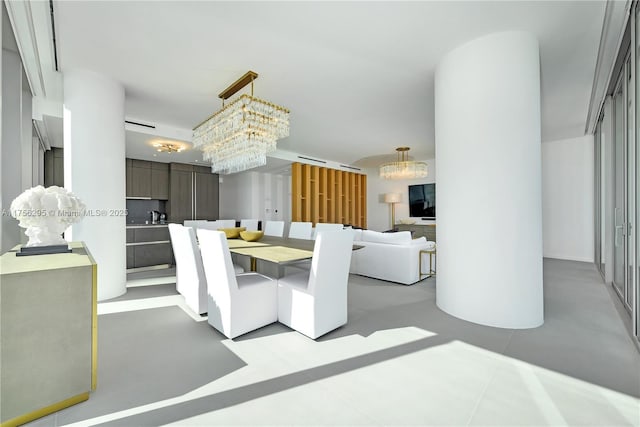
[
  {"x1": 64, "y1": 69, "x2": 126, "y2": 300},
  {"x1": 434, "y1": 31, "x2": 543, "y2": 328}
]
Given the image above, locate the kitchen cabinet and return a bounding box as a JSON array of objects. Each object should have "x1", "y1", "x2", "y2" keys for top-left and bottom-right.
[
  {"x1": 168, "y1": 164, "x2": 193, "y2": 223},
  {"x1": 125, "y1": 159, "x2": 169, "y2": 199},
  {"x1": 151, "y1": 162, "x2": 169, "y2": 199},
  {"x1": 126, "y1": 159, "x2": 132, "y2": 195},
  {"x1": 167, "y1": 163, "x2": 219, "y2": 222},
  {"x1": 126, "y1": 225, "x2": 173, "y2": 270},
  {"x1": 133, "y1": 244, "x2": 173, "y2": 268},
  {"x1": 195, "y1": 166, "x2": 219, "y2": 219},
  {"x1": 127, "y1": 159, "x2": 152, "y2": 198}
]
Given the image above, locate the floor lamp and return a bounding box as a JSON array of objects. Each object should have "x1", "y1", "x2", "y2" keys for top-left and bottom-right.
[{"x1": 384, "y1": 193, "x2": 401, "y2": 230}]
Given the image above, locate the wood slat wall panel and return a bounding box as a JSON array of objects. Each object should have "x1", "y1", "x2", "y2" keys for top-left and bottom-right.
[
  {"x1": 355, "y1": 174, "x2": 361, "y2": 226},
  {"x1": 336, "y1": 171, "x2": 343, "y2": 223},
  {"x1": 302, "y1": 164, "x2": 311, "y2": 221},
  {"x1": 291, "y1": 163, "x2": 302, "y2": 221},
  {"x1": 360, "y1": 175, "x2": 367, "y2": 228},
  {"x1": 319, "y1": 168, "x2": 327, "y2": 223},
  {"x1": 342, "y1": 171, "x2": 349, "y2": 224},
  {"x1": 327, "y1": 169, "x2": 335, "y2": 223},
  {"x1": 290, "y1": 163, "x2": 366, "y2": 228},
  {"x1": 350, "y1": 172, "x2": 356, "y2": 224},
  {"x1": 311, "y1": 166, "x2": 320, "y2": 225}
]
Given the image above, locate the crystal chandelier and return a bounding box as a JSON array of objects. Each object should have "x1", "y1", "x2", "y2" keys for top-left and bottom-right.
[
  {"x1": 379, "y1": 147, "x2": 428, "y2": 179},
  {"x1": 192, "y1": 71, "x2": 290, "y2": 174}
]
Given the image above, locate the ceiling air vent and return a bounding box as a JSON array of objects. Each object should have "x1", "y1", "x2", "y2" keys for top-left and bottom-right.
[
  {"x1": 124, "y1": 120, "x2": 156, "y2": 129},
  {"x1": 297, "y1": 156, "x2": 326, "y2": 164}
]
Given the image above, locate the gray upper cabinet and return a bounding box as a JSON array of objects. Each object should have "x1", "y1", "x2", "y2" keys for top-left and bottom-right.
[
  {"x1": 125, "y1": 158, "x2": 133, "y2": 196},
  {"x1": 150, "y1": 162, "x2": 169, "y2": 200},
  {"x1": 125, "y1": 159, "x2": 169, "y2": 199},
  {"x1": 168, "y1": 163, "x2": 219, "y2": 222},
  {"x1": 128, "y1": 160, "x2": 152, "y2": 198}
]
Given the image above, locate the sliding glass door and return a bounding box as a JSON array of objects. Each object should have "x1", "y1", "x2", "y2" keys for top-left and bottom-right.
[
  {"x1": 612, "y1": 70, "x2": 628, "y2": 308},
  {"x1": 595, "y1": 117, "x2": 605, "y2": 276},
  {"x1": 600, "y1": 3, "x2": 640, "y2": 344}
]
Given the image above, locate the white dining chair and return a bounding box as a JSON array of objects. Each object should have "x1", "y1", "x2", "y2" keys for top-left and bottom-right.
[
  {"x1": 288, "y1": 222, "x2": 313, "y2": 240},
  {"x1": 277, "y1": 229, "x2": 354, "y2": 339},
  {"x1": 240, "y1": 219, "x2": 259, "y2": 231},
  {"x1": 197, "y1": 220, "x2": 220, "y2": 231},
  {"x1": 197, "y1": 229, "x2": 278, "y2": 339},
  {"x1": 311, "y1": 222, "x2": 343, "y2": 239},
  {"x1": 183, "y1": 220, "x2": 209, "y2": 229},
  {"x1": 168, "y1": 224, "x2": 208, "y2": 315},
  {"x1": 217, "y1": 219, "x2": 237, "y2": 229},
  {"x1": 264, "y1": 220, "x2": 285, "y2": 237}
]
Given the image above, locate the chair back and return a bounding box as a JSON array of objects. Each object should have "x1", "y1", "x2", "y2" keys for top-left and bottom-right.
[
  {"x1": 240, "y1": 219, "x2": 259, "y2": 231},
  {"x1": 264, "y1": 220, "x2": 285, "y2": 237},
  {"x1": 168, "y1": 224, "x2": 207, "y2": 314},
  {"x1": 196, "y1": 229, "x2": 239, "y2": 332},
  {"x1": 312, "y1": 222, "x2": 343, "y2": 239},
  {"x1": 308, "y1": 229, "x2": 354, "y2": 298},
  {"x1": 288, "y1": 221, "x2": 312, "y2": 239},
  {"x1": 184, "y1": 220, "x2": 208, "y2": 229},
  {"x1": 197, "y1": 220, "x2": 221, "y2": 231},
  {"x1": 217, "y1": 219, "x2": 237, "y2": 229}
]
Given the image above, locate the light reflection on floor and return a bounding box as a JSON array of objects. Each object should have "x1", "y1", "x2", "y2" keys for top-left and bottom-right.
[{"x1": 69, "y1": 291, "x2": 640, "y2": 427}]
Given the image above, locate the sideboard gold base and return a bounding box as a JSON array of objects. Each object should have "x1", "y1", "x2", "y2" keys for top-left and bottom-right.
[{"x1": 0, "y1": 392, "x2": 89, "y2": 427}]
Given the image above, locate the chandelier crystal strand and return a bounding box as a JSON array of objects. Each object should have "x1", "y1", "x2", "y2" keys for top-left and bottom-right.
[
  {"x1": 379, "y1": 147, "x2": 428, "y2": 179},
  {"x1": 193, "y1": 88, "x2": 289, "y2": 174}
]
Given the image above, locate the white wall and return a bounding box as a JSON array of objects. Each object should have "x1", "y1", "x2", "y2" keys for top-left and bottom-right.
[
  {"x1": 542, "y1": 135, "x2": 595, "y2": 262},
  {"x1": 1, "y1": 48, "x2": 27, "y2": 252},
  {"x1": 219, "y1": 171, "x2": 290, "y2": 228},
  {"x1": 218, "y1": 172, "x2": 254, "y2": 220},
  {"x1": 365, "y1": 159, "x2": 436, "y2": 231}
]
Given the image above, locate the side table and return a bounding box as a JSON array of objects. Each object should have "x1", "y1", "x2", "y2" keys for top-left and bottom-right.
[{"x1": 419, "y1": 249, "x2": 436, "y2": 279}]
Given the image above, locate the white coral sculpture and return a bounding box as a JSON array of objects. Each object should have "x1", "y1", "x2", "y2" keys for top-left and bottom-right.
[{"x1": 10, "y1": 185, "x2": 86, "y2": 247}]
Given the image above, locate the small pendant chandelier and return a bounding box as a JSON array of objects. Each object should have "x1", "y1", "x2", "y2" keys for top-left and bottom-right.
[{"x1": 379, "y1": 147, "x2": 428, "y2": 180}]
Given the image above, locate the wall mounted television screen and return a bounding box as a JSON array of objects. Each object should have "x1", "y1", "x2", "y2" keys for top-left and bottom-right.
[{"x1": 408, "y1": 183, "x2": 436, "y2": 219}]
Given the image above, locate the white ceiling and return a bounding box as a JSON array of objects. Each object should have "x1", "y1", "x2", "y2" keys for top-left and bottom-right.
[{"x1": 54, "y1": 1, "x2": 606, "y2": 166}]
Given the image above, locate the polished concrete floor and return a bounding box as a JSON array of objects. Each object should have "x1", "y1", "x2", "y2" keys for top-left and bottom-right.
[{"x1": 27, "y1": 259, "x2": 640, "y2": 426}]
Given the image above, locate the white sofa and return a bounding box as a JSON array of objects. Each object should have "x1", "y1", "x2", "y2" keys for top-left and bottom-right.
[{"x1": 349, "y1": 230, "x2": 436, "y2": 285}]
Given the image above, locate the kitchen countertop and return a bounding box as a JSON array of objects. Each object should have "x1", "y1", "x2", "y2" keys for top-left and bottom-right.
[{"x1": 126, "y1": 223, "x2": 174, "y2": 228}]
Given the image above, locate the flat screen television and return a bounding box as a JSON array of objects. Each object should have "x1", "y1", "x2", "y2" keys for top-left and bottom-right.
[{"x1": 408, "y1": 183, "x2": 435, "y2": 219}]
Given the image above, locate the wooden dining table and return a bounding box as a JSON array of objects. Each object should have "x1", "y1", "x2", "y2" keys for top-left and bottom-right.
[
  {"x1": 227, "y1": 236, "x2": 316, "y2": 273},
  {"x1": 227, "y1": 236, "x2": 362, "y2": 276}
]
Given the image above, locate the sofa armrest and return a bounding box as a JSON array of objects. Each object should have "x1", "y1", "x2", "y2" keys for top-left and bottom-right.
[{"x1": 350, "y1": 241, "x2": 434, "y2": 285}]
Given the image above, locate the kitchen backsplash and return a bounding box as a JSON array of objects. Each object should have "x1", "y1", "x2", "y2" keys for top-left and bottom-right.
[{"x1": 126, "y1": 199, "x2": 167, "y2": 224}]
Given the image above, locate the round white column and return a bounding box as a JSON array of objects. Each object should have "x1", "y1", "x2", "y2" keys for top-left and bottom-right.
[
  {"x1": 434, "y1": 31, "x2": 543, "y2": 328},
  {"x1": 63, "y1": 69, "x2": 126, "y2": 301}
]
